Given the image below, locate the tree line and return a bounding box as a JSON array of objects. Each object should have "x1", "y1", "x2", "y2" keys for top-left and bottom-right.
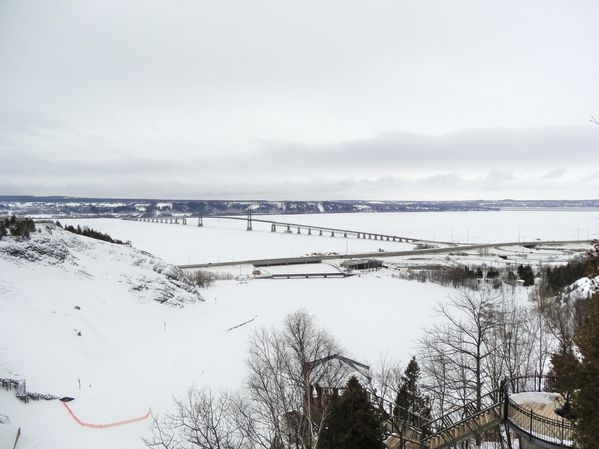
[{"x1": 55, "y1": 221, "x2": 125, "y2": 245}]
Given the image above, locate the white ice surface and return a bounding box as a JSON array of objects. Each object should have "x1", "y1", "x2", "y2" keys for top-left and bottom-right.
[{"x1": 63, "y1": 210, "x2": 599, "y2": 265}]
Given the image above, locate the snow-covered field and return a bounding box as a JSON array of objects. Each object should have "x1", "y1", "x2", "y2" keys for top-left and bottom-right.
[
  {"x1": 63, "y1": 210, "x2": 599, "y2": 265},
  {"x1": 1, "y1": 225, "x2": 463, "y2": 449},
  {"x1": 1, "y1": 210, "x2": 595, "y2": 449}
]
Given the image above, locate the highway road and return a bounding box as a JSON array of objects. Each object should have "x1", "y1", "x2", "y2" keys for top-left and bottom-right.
[{"x1": 178, "y1": 239, "x2": 593, "y2": 269}]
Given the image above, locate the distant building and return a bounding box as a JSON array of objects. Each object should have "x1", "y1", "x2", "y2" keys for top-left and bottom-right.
[{"x1": 341, "y1": 259, "x2": 383, "y2": 271}]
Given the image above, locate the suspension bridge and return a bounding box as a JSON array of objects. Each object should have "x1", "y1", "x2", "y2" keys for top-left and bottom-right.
[{"x1": 131, "y1": 214, "x2": 454, "y2": 245}]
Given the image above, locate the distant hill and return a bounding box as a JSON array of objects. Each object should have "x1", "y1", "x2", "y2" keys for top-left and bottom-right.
[{"x1": 1, "y1": 197, "x2": 598, "y2": 218}]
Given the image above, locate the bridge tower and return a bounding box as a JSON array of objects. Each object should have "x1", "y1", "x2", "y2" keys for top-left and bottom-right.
[
  {"x1": 197, "y1": 203, "x2": 205, "y2": 227},
  {"x1": 246, "y1": 211, "x2": 253, "y2": 231}
]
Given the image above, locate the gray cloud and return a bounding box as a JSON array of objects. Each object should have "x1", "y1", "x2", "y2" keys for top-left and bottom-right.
[
  {"x1": 253, "y1": 127, "x2": 599, "y2": 175},
  {"x1": 1, "y1": 0, "x2": 598, "y2": 199},
  {"x1": 1, "y1": 125, "x2": 596, "y2": 200}
]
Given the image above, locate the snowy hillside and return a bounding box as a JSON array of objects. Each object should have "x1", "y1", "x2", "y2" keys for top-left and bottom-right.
[
  {"x1": 0, "y1": 223, "x2": 202, "y2": 306},
  {"x1": 0, "y1": 222, "x2": 461, "y2": 449},
  {"x1": 0, "y1": 224, "x2": 205, "y2": 448}
]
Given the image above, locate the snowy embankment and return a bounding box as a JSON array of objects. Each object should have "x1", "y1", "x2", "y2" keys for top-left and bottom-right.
[
  {"x1": 0, "y1": 223, "x2": 459, "y2": 449},
  {"x1": 568, "y1": 276, "x2": 599, "y2": 299},
  {"x1": 0, "y1": 224, "x2": 203, "y2": 448}
]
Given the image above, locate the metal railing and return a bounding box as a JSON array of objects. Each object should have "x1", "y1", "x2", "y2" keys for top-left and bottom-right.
[
  {"x1": 504, "y1": 374, "x2": 552, "y2": 395},
  {"x1": 375, "y1": 395, "x2": 428, "y2": 448},
  {"x1": 504, "y1": 375, "x2": 575, "y2": 446},
  {"x1": 507, "y1": 397, "x2": 574, "y2": 445},
  {"x1": 422, "y1": 389, "x2": 502, "y2": 439},
  {"x1": 373, "y1": 375, "x2": 575, "y2": 448}
]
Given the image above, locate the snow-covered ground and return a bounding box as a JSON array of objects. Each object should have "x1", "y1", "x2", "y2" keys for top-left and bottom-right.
[
  {"x1": 0, "y1": 225, "x2": 464, "y2": 449},
  {"x1": 61, "y1": 217, "x2": 414, "y2": 265},
  {"x1": 1, "y1": 210, "x2": 595, "y2": 449},
  {"x1": 62, "y1": 209, "x2": 598, "y2": 266}
]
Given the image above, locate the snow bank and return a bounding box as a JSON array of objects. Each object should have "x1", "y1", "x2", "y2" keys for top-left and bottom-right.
[
  {"x1": 569, "y1": 276, "x2": 599, "y2": 299},
  {"x1": 0, "y1": 224, "x2": 203, "y2": 306},
  {"x1": 510, "y1": 391, "x2": 565, "y2": 419}
]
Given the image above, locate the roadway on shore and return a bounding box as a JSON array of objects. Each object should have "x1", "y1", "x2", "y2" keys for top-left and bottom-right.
[{"x1": 178, "y1": 239, "x2": 592, "y2": 269}]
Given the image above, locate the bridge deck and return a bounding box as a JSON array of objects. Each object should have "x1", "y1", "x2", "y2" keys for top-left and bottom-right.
[{"x1": 258, "y1": 272, "x2": 353, "y2": 279}]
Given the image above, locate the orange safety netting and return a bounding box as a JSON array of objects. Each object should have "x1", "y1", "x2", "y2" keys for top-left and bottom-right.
[{"x1": 62, "y1": 401, "x2": 151, "y2": 429}]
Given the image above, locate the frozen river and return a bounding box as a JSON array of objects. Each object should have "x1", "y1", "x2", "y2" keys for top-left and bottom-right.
[{"x1": 64, "y1": 210, "x2": 599, "y2": 265}]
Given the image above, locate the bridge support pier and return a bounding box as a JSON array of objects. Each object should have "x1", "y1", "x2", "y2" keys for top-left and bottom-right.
[
  {"x1": 197, "y1": 203, "x2": 204, "y2": 227},
  {"x1": 344, "y1": 232, "x2": 347, "y2": 238},
  {"x1": 297, "y1": 227, "x2": 301, "y2": 234},
  {"x1": 331, "y1": 231, "x2": 335, "y2": 237},
  {"x1": 319, "y1": 229, "x2": 323, "y2": 236},
  {"x1": 246, "y1": 213, "x2": 253, "y2": 231},
  {"x1": 286, "y1": 225, "x2": 291, "y2": 233},
  {"x1": 271, "y1": 223, "x2": 276, "y2": 232},
  {"x1": 308, "y1": 228, "x2": 311, "y2": 235}
]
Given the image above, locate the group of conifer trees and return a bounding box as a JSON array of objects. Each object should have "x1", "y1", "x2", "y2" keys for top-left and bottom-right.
[
  {"x1": 317, "y1": 357, "x2": 430, "y2": 449},
  {"x1": 0, "y1": 214, "x2": 36, "y2": 239},
  {"x1": 546, "y1": 242, "x2": 599, "y2": 448},
  {"x1": 56, "y1": 221, "x2": 125, "y2": 245}
]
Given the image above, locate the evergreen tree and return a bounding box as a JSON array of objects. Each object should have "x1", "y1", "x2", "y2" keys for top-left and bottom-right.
[
  {"x1": 547, "y1": 349, "x2": 579, "y2": 416},
  {"x1": 517, "y1": 264, "x2": 535, "y2": 286},
  {"x1": 319, "y1": 376, "x2": 384, "y2": 449},
  {"x1": 574, "y1": 292, "x2": 599, "y2": 448},
  {"x1": 393, "y1": 357, "x2": 432, "y2": 429}
]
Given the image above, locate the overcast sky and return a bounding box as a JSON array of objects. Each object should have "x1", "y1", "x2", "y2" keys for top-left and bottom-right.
[{"x1": 1, "y1": 0, "x2": 598, "y2": 200}]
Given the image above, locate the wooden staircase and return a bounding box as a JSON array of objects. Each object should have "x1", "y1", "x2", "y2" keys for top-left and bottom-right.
[
  {"x1": 383, "y1": 376, "x2": 576, "y2": 449},
  {"x1": 424, "y1": 403, "x2": 503, "y2": 449},
  {"x1": 380, "y1": 390, "x2": 503, "y2": 449}
]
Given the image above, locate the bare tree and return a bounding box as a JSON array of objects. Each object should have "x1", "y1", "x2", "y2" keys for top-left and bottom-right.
[
  {"x1": 143, "y1": 388, "x2": 247, "y2": 449},
  {"x1": 420, "y1": 288, "x2": 503, "y2": 411},
  {"x1": 372, "y1": 355, "x2": 404, "y2": 406},
  {"x1": 246, "y1": 310, "x2": 351, "y2": 449}
]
